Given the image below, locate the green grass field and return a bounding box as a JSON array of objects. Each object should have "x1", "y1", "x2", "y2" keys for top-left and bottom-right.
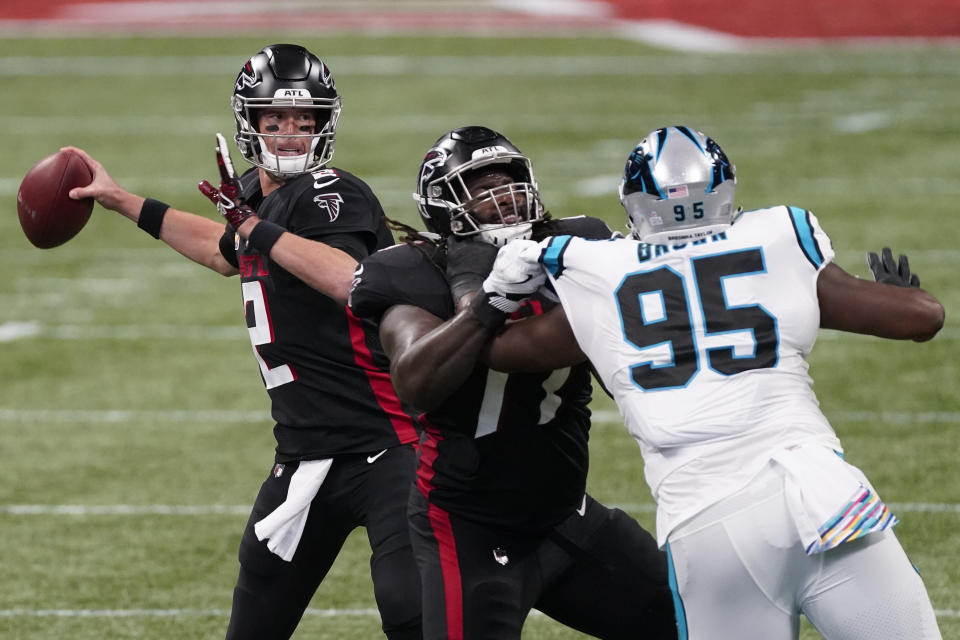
[{"x1": 1, "y1": 33, "x2": 958, "y2": 639}]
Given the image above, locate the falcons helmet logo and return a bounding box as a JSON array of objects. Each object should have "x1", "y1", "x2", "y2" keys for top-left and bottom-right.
[
  {"x1": 235, "y1": 60, "x2": 260, "y2": 91},
  {"x1": 313, "y1": 193, "x2": 345, "y2": 222},
  {"x1": 418, "y1": 148, "x2": 448, "y2": 201}
]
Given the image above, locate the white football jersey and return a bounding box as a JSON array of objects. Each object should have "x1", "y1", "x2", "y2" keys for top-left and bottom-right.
[{"x1": 539, "y1": 205, "x2": 843, "y2": 544}]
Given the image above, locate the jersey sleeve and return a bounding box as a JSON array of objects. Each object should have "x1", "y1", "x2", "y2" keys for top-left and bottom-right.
[
  {"x1": 323, "y1": 231, "x2": 375, "y2": 262},
  {"x1": 349, "y1": 243, "x2": 453, "y2": 323},
  {"x1": 538, "y1": 234, "x2": 576, "y2": 279},
  {"x1": 535, "y1": 215, "x2": 614, "y2": 241},
  {"x1": 287, "y1": 169, "x2": 389, "y2": 258},
  {"x1": 784, "y1": 206, "x2": 835, "y2": 271}
]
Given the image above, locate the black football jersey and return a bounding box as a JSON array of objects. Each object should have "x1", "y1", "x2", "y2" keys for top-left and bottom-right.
[
  {"x1": 351, "y1": 216, "x2": 613, "y2": 533},
  {"x1": 218, "y1": 167, "x2": 418, "y2": 461}
]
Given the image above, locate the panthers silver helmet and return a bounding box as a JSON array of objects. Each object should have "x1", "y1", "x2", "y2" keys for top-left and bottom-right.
[{"x1": 619, "y1": 126, "x2": 736, "y2": 244}]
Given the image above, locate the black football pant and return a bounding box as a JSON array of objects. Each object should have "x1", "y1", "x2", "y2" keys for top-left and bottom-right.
[
  {"x1": 225, "y1": 443, "x2": 421, "y2": 640},
  {"x1": 410, "y1": 490, "x2": 677, "y2": 640}
]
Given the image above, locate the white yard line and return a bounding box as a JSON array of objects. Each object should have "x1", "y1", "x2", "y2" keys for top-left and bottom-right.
[
  {"x1": 0, "y1": 322, "x2": 244, "y2": 342},
  {"x1": 2, "y1": 54, "x2": 959, "y2": 78},
  {"x1": 590, "y1": 409, "x2": 960, "y2": 425},
  {"x1": 0, "y1": 407, "x2": 957, "y2": 425},
  {"x1": 5, "y1": 605, "x2": 956, "y2": 619},
  {"x1": 0, "y1": 606, "x2": 378, "y2": 617},
  {"x1": 10, "y1": 322, "x2": 958, "y2": 344},
  {"x1": 2, "y1": 502, "x2": 959, "y2": 516},
  {"x1": 0, "y1": 408, "x2": 266, "y2": 423},
  {"x1": 10, "y1": 607, "x2": 952, "y2": 619}
]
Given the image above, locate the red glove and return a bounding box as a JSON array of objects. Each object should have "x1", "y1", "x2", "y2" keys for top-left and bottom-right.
[{"x1": 198, "y1": 133, "x2": 256, "y2": 229}]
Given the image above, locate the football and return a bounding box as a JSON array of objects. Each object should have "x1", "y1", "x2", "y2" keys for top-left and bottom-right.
[{"x1": 17, "y1": 149, "x2": 95, "y2": 249}]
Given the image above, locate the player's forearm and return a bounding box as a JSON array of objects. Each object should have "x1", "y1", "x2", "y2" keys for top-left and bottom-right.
[
  {"x1": 155, "y1": 208, "x2": 239, "y2": 275},
  {"x1": 98, "y1": 189, "x2": 234, "y2": 275},
  {"x1": 486, "y1": 306, "x2": 586, "y2": 372},
  {"x1": 389, "y1": 311, "x2": 494, "y2": 411},
  {"x1": 239, "y1": 219, "x2": 356, "y2": 304},
  {"x1": 817, "y1": 263, "x2": 944, "y2": 342},
  {"x1": 821, "y1": 285, "x2": 944, "y2": 342}
]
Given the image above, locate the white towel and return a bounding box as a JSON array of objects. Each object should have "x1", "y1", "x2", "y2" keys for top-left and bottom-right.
[
  {"x1": 771, "y1": 443, "x2": 897, "y2": 555},
  {"x1": 254, "y1": 458, "x2": 333, "y2": 561}
]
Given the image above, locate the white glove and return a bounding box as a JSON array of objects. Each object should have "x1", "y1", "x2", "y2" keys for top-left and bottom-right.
[
  {"x1": 481, "y1": 240, "x2": 544, "y2": 308},
  {"x1": 469, "y1": 239, "x2": 545, "y2": 329}
]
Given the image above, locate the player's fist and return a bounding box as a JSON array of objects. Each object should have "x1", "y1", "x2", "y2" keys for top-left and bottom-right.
[
  {"x1": 867, "y1": 247, "x2": 920, "y2": 288},
  {"x1": 446, "y1": 236, "x2": 499, "y2": 305},
  {"x1": 482, "y1": 239, "x2": 544, "y2": 301}
]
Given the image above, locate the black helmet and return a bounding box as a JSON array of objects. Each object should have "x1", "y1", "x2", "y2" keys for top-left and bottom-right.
[
  {"x1": 232, "y1": 44, "x2": 341, "y2": 178},
  {"x1": 414, "y1": 126, "x2": 544, "y2": 246}
]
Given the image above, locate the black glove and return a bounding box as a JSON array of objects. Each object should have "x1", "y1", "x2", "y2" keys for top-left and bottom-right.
[
  {"x1": 866, "y1": 247, "x2": 920, "y2": 287},
  {"x1": 445, "y1": 236, "x2": 499, "y2": 305},
  {"x1": 198, "y1": 133, "x2": 257, "y2": 229}
]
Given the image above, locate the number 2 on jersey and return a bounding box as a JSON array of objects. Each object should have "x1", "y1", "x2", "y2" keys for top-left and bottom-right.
[
  {"x1": 242, "y1": 281, "x2": 296, "y2": 389},
  {"x1": 616, "y1": 248, "x2": 778, "y2": 390}
]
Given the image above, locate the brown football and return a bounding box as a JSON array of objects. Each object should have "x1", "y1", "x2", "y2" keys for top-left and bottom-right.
[{"x1": 17, "y1": 149, "x2": 94, "y2": 249}]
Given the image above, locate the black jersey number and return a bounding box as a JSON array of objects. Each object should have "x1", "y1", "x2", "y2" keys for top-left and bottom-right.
[
  {"x1": 242, "y1": 281, "x2": 295, "y2": 389},
  {"x1": 615, "y1": 248, "x2": 778, "y2": 390}
]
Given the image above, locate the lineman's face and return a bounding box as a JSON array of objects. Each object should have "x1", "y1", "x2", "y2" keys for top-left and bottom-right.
[
  {"x1": 462, "y1": 169, "x2": 528, "y2": 225},
  {"x1": 257, "y1": 108, "x2": 317, "y2": 156}
]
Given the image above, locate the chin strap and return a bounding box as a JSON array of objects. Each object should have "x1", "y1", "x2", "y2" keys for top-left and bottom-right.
[
  {"x1": 475, "y1": 223, "x2": 534, "y2": 247},
  {"x1": 256, "y1": 136, "x2": 323, "y2": 177}
]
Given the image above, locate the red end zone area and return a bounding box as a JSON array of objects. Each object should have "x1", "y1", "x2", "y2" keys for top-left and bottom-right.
[
  {"x1": 1, "y1": 0, "x2": 957, "y2": 39},
  {"x1": 606, "y1": 0, "x2": 960, "y2": 38}
]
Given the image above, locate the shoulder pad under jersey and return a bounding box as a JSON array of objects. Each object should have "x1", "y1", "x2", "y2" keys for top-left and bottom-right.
[
  {"x1": 533, "y1": 215, "x2": 613, "y2": 242},
  {"x1": 349, "y1": 242, "x2": 453, "y2": 322}
]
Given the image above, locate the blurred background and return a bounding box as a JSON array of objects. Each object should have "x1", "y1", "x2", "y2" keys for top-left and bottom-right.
[{"x1": 1, "y1": 1, "x2": 958, "y2": 638}]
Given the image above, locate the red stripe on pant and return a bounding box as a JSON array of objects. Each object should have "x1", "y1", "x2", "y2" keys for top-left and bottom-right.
[
  {"x1": 428, "y1": 502, "x2": 464, "y2": 640},
  {"x1": 417, "y1": 425, "x2": 464, "y2": 638}
]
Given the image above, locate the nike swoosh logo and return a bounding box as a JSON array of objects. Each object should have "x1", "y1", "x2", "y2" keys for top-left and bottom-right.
[
  {"x1": 313, "y1": 178, "x2": 339, "y2": 189},
  {"x1": 576, "y1": 495, "x2": 587, "y2": 517},
  {"x1": 366, "y1": 449, "x2": 388, "y2": 464}
]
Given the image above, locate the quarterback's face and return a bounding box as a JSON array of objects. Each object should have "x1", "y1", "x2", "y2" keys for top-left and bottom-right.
[
  {"x1": 463, "y1": 169, "x2": 528, "y2": 225},
  {"x1": 257, "y1": 108, "x2": 317, "y2": 157}
]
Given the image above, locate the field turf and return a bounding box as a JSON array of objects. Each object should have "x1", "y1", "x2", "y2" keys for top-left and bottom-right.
[{"x1": 1, "y1": 34, "x2": 958, "y2": 639}]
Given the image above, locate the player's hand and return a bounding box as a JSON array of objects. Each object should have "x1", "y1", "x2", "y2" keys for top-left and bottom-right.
[
  {"x1": 467, "y1": 240, "x2": 544, "y2": 329},
  {"x1": 483, "y1": 239, "x2": 545, "y2": 304},
  {"x1": 446, "y1": 236, "x2": 499, "y2": 305},
  {"x1": 198, "y1": 133, "x2": 257, "y2": 229},
  {"x1": 867, "y1": 247, "x2": 920, "y2": 287}
]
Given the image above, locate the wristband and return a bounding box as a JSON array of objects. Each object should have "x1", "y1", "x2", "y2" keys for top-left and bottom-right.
[
  {"x1": 137, "y1": 198, "x2": 169, "y2": 239},
  {"x1": 247, "y1": 220, "x2": 285, "y2": 256},
  {"x1": 467, "y1": 290, "x2": 510, "y2": 332}
]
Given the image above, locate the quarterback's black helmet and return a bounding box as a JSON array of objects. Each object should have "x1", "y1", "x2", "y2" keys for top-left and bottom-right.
[
  {"x1": 232, "y1": 44, "x2": 341, "y2": 178},
  {"x1": 414, "y1": 126, "x2": 544, "y2": 246}
]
